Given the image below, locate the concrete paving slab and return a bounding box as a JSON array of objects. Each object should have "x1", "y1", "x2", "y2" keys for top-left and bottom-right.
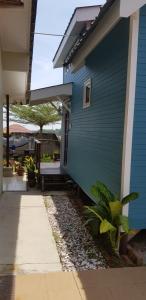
[
  {"x1": 73, "y1": 267, "x2": 146, "y2": 300},
  {"x1": 0, "y1": 267, "x2": 145, "y2": 300},
  {"x1": 15, "y1": 272, "x2": 81, "y2": 300},
  {"x1": 0, "y1": 191, "x2": 61, "y2": 274},
  {"x1": 3, "y1": 175, "x2": 27, "y2": 192},
  {"x1": 73, "y1": 267, "x2": 146, "y2": 289}
]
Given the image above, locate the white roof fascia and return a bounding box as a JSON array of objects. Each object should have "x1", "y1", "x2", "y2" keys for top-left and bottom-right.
[{"x1": 53, "y1": 6, "x2": 100, "y2": 68}]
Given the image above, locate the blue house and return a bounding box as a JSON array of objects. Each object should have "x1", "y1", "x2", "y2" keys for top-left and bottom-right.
[{"x1": 31, "y1": 0, "x2": 146, "y2": 230}]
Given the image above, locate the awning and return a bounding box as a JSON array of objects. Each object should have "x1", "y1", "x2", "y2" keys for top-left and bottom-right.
[{"x1": 30, "y1": 83, "x2": 72, "y2": 105}]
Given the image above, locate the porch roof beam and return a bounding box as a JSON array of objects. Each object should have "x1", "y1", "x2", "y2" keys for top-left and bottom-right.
[
  {"x1": 30, "y1": 83, "x2": 72, "y2": 106},
  {"x1": 57, "y1": 97, "x2": 71, "y2": 114}
]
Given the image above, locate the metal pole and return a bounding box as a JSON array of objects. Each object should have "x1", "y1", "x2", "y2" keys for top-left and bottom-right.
[{"x1": 6, "y1": 94, "x2": 9, "y2": 167}]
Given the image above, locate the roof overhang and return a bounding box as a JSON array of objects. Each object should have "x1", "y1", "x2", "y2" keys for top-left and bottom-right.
[
  {"x1": 54, "y1": 0, "x2": 146, "y2": 72},
  {"x1": 0, "y1": 0, "x2": 37, "y2": 104},
  {"x1": 53, "y1": 6, "x2": 100, "y2": 68},
  {"x1": 30, "y1": 83, "x2": 72, "y2": 105},
  {"x1": 71, "y1": 0, "x2": 146, "y2": 71}
]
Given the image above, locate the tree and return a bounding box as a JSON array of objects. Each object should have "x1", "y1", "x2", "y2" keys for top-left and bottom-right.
[{"x1": 8, "y1": 103, "x2": 61, "y2": 133}]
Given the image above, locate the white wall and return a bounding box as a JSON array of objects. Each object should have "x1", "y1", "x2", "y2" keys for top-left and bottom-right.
[{"x1": 0, "y1": 49, "x2": 3, "y2": 193}]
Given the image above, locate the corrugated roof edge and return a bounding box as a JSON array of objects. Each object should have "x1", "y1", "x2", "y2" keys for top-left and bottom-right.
[
  {"x1": 26, "y1": 0, "x2": 38, "y2": 104},
  {"x1": 64, "y1": 0, "x2": 116, "y2": 66},
  {"x1": 31, "y1": 82, "x2": 73, "y2": 92},
  {"x1": 53, "y1": 5, "x2": 101, "y2": 63}
]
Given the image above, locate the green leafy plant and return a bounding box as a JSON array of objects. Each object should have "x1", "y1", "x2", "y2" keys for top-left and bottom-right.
[
  {"x1": 24, "y1": 156, "x2": 36, "y2": 173},
  {"x1": 24, "y1": 156, "x2": 37, "y2": 187},
  {"x1": 41, "y1": 154, "x2": 53, "y2": 163},
  {"x1": 84, "y1": 181, "x2": 139, "y2": 251}
]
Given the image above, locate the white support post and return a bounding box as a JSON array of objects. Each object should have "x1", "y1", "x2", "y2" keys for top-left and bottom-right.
[{"x1": 121, "y1": 11, "x2": 140, "y2": 216}]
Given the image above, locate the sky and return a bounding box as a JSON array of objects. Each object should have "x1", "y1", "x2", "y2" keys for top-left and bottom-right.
[
  {"x1": 31, "y1": 0, "x2": 106, "y2": 90},
  {"x1": 5, "y1": 0, "x2": 106, "y2": 131}
]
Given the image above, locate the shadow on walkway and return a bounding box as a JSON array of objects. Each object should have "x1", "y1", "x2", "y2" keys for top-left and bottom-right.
[{"x1": 0, "y1": 190, "x2": 42, "y2": 300}]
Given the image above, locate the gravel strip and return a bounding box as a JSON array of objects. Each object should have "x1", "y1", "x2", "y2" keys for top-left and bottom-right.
[{"x1": 44, "y1": 192, "x2": 107, "y2": 271}]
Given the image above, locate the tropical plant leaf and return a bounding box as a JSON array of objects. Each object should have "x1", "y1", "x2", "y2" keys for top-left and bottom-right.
[
  {"x1": 109, "y1": 201, "x2": 122, "y2": 219},
  {"x1": 121, "y1": 192, "x2": 139, "y2": 206},
  {"x1": 84, "y1": 218, "x2": 95, "y2": 226},
  {"x1": 90, "y1": 185, "x2": 102, "y2": 204},
  {"x1": 100, "y1": 219, "x2": 116, "y2": 234},
  {"x1": 84, "y1": 206, "x2": 103, "y2": 222},
  {"x1": 98, "y1": 201, "x2": 112, "y2": 222},
  {"x1": 110, "y1": 230, "x2": 119, "y2": 250},
  {"x1": 119, "y1": 215, "x2": 129, "y2": 233},
  {"x1": 91, "y1": 181, "x2": 115, "y2": 204},
  {"x1": 84, "y1": 205, "x2": 99, "y2": 216}
]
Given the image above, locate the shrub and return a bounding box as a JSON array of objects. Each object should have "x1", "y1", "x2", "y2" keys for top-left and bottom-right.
[{"x1": 84, "y1": 181, "x2": 139, "y2": 251}]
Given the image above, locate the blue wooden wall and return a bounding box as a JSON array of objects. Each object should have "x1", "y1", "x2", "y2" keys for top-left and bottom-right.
[
  {"x1": 63, "y1": 19, "x2": 129, "y2": 199},
  {"x1": 129, "y1": 5, "x2": 146, "y2": 229}
]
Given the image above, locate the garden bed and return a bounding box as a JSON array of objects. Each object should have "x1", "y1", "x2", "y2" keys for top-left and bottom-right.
[{"x1": 44, "y1": 192, "x2": 107, "y2": 271}]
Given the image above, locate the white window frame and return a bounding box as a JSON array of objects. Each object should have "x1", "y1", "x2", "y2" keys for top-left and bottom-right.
[{"x1": 83, "y1": 78, "x2": 91, "y2": 108}]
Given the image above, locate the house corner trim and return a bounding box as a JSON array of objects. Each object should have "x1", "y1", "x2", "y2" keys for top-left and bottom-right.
[{"x1": 121, "y1": 10, "x2": 140, "y2": 216}]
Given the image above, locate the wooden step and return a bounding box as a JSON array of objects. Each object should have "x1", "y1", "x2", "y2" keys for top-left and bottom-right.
[{"x1": 40, "y1": 174, "x2": 71, "y2": 192}]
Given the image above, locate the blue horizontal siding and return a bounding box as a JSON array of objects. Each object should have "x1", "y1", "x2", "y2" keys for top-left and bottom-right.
[
  {"x1": 63, "y1": 19, "x2": 129, "y2": 199},
  {"x1": 129, "y1": 5, "x2": 146, "y2": 229}
]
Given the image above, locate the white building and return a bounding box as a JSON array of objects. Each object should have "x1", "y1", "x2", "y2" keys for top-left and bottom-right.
[{"x1": 0, "y1": 0, "x2": 37, "y2": 193}]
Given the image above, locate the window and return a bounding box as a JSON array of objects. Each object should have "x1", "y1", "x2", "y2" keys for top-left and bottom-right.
[{"x1": 83, "y1": 78, "x2": 91, "y2": 108}]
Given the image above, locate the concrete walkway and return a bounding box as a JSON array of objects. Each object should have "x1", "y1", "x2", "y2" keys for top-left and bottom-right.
[
  {"x1": 0, "y1": 191, "x2": 61, "y2": 275},
  {"x1": 3, "y1": 175, "x2": 27, "y2": 192},
  {"x1": 0, "y1": 267, "x2": 146, "y2": 299}
]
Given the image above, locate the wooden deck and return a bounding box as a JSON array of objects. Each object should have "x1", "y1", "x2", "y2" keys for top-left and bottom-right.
[
  {"x1": 39, "y1": 162, "x2": 69, "y2": 191},
  {"x1": 40, "y1": 162, "x2": 62, "y2": 175}
]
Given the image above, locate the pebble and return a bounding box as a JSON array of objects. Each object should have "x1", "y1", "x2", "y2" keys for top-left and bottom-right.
[{"x1": 44, "y1": 193, "x2": 107, "y2": 271}]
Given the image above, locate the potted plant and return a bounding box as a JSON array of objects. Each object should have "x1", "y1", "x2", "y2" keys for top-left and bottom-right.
[
  {"x1": 16, "y1": 163, "x2": 25, "y2": 176},
  {"x1": 53, "y1": 151, "x2": 60, "y2": 161},
  {"x1": 24, "y1": 156, "x2": 37, "y2": 187},
  {"x1": 3, "y1": 160, "x2": 13, "y2": 177}
]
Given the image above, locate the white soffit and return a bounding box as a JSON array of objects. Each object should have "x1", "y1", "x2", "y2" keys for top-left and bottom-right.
[
  {"x1": 120, "y1": 0, "x2": 146, "y2": 18},
  {"x1": 30, "y1": 83, "x2": 72, "y2": 105},
  {"x1": 0, "y1": 0, "x2": 32, "y2": 53},
  {"x1": 53, "y1": 6, "x2": 100, "y2": 68},
  {"x1": 3, "y1": 71, "x2": 27, "y2": 104},
  {"x1": 0, "y1": 0, "x2": 34, "y2": 105}
]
